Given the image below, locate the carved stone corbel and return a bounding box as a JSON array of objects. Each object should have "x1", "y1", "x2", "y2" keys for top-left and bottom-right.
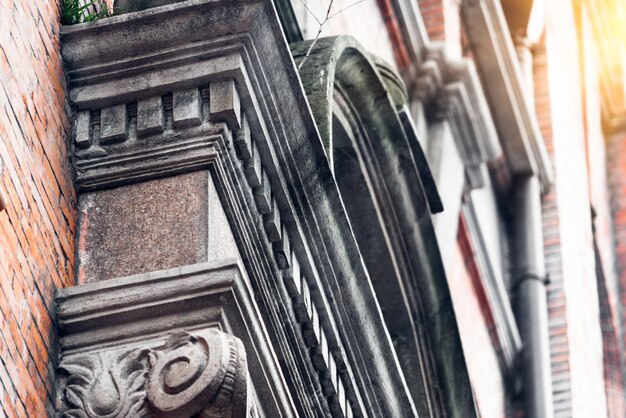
[
  {"x1": 414, "y1": 42, "x2": 503, "y2": 189},
  {"x1": 57, "y1": 348, "x2": 150, "y2": 418},
  {"x1": 56, "y1": 330, "x2": 247, "y2": 418}
]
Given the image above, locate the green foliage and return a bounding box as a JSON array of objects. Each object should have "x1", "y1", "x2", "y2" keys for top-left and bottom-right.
[{"x1": 61, "y1": 0, "x2": 110, "y2": 25}]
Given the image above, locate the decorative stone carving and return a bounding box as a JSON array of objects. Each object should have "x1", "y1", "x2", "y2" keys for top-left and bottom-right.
[
  {"x1": 291, "y1": 35, "x2": 474, "y2": 418},
  {"x1": 147, "y1": 331, "x2": 247, "y2": 418},
  {"x1": 56, "y1": 330, "x2": 247, "y2": 418},
  {"x1": 57, "y1": 349, "x2": 150, "y2": 418},
  {"x1": 414, "y1": 42, "x2": 503, "y2": 189}
]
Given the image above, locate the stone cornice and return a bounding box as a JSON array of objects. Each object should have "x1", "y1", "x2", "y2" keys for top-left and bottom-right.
[
  {"x1": 383, "y1": 0, "x2": 553, "y2": 191},
  {"x1": 378, "y1": 0, "x2": 505, "y2": 190}
]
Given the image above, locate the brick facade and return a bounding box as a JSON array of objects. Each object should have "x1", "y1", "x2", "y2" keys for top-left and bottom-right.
[
  {"x1": 607, "y1": 129, "x2": 626, "y2": 416},
  {"x1": 543, "y1": 1, "x2": 608, "y2": 415},
  {"x1": 0, "y1": 0, "x2": 76, "y2": 416},
  {"x1": 532, "y1": 40, "x2": 576, "y2": 417},
  {"x1": 417, "y1": 0, "x2": 462, "y2": 56},
  {"x1": 418, "y1": 0, "x2": 625, "y2": 416}
]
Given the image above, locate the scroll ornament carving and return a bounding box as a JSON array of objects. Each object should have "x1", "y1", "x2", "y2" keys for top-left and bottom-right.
[{"x1": 56, "y1": 330, "x2": 247, "y2": 418}]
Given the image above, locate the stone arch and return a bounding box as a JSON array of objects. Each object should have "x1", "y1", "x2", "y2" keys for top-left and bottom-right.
[{"x1": 292, "y1": 36, "x2": 477, "y2": 417}]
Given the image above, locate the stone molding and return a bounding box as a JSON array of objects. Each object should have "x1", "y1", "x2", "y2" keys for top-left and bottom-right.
[
  {"x1": 376, "y1": 0, "x2": 552, "y2": 190},
  {"x1": 414, "y1": 43, "x2": 503, "y2": 189},
  {"x1": 55, "y1": 261, "x2": 279, "y2": 417},
  {"x1": 376, "y1": 0, "x2": 531, "y2": 392},
  {"x1": 291, "y1": 35, "x2": 476, "y2": 417},
  {"x1": 373, "y1": 55, "x2": 443, "y2": 211},
  {"x1": 360, "y1": 0, "x2": 505, "y2": 190},
  {"x1": 60, "y1": 1, "x2": 423, "y2": 416},
  {"x1": 462, "y1": 0, "x2": 553, "y2": 190}
]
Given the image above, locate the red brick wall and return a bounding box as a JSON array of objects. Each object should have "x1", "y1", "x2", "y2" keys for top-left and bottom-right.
[
  {"x1": 417, "y1": 0, "x2": 462, "y2": 56},
  {"x1": 538, "y1": 0, "x2": 608, "y2": 415},
  {"x1": 0, "y1": 0, "x2": 76, "y2": 416},
  {"x1": 533, "y1": 39, "x2": 575, "y2": 418}
]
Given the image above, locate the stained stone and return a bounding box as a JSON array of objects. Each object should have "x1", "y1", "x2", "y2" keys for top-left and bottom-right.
[
  {"x1": 78, "y1": 171, "x2": 208, "y2": 282},
  {"x1": 209, "y1": 80, "x2": 241, "y2": 129},
  {"x1": 253, "y1": 171, "x2": 272, "y2": 215},
  {"x1": 173, "y1": 89, "x2": 202, "y2": 128},
  {"x1": 59, "y1": 2, "x2": 463, "y2": 416},
  {"x1": 235, "y1": 115, "x2": 252, "y2": 160},
  {"x1": 137, "y1": 96, "x2": 165, "y2": 137},
  {"x1": 263, "y1": 198, "x2": 281, "y2": 242},
  {"x1": 100, "y1": 104, "x2": 127, "y2": 143},
  {"x1": 244, "y1": 142, "x2": 262, "y2": 188},
  {"x1": 75, "y1": 110, "x2": 91, "y2": 148}
]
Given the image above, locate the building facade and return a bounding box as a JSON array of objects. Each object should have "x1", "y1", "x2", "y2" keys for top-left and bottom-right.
[{"x1": 1, "y1": 0, "x2": 625, "y2": 417}]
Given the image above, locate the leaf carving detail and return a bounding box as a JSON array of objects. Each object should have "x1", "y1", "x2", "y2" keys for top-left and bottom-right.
[
  {"x1": 57, "y1": 349, "x2": 150, "y2": 418},
  {"x1": 56, "y1": 331, "x2": 247, "y2": 418}
]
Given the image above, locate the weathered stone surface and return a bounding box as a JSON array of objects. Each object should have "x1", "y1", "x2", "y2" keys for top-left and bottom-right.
[
  {"x1": 292, "y1": 35, "x2": 476, "y2": 417},
  {"x1": 234, "y1": 115, "x2": 252, "y2": 160},
  {"x1": 56, "y1": 348, "x2": 150, "y2": 417},
  {"x1": 60, "y1": 2, "x2": 442, "y2": 416},
  {"x1": 263, "y1": 198, "x2": 281, "y2": 242},
  {"x1": 243, "y1": 142, "x2": 262, "y2": 188},
  {"x1": 78, "y1": 171, "x2": 208, "y2": 282},
  {"x1": 137, "y1": 96, "x2": 165, "y2": 137},
  {"x1": 173, "y1": 88, "x2": 202, "y2": 128},
  {"x1": 209, "y1": 80, "x2": 241, "y2": 129},
  {"x1": 100, "y1": 104, "x2": 128, "y2": 143},
  {"x1": 114, "y1": 0, "x2": 187, "y2": 14},
  {"x1": 207, "y1": 174, "x2": 241, "y2": 262},
  {"x1": 55, "y1": 261, "x2": 295, "y2": 418},
  {"x1": 253, "y1": 171, "x2": 272, "y2": 215},
  {"x1": 147, "y1": 331, "x2": 247, "y2": 418},
  {"x1": 75, "y1": 110, "x2": 91, "y2": 148},
  {"x1": 56, "y1": 329, "x2": 248, "y2": 418}
]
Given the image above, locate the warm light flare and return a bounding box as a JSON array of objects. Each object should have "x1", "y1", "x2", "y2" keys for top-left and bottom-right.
[{"x1": 586, "y1": 0, "x2": 626, "y2": 118}]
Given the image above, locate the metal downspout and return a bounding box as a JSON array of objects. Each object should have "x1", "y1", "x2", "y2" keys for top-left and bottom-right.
[
  {"x1": 514, "y1": 36, "x2": 554, "y2": 418},
  {"x1": 514, "y1": 175, "x2": 554, "y2": 418}
]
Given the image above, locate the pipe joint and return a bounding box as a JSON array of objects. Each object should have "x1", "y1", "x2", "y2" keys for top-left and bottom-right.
[{"x1": 513, "y1": 272, "x2": 550, "y2": 289}]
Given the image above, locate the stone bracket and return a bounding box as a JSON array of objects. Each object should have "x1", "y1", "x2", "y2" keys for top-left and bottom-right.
[
  {"x1": 56, "y1": 330, "x2": 248, "y2": 418},
  {"x1": 414, "y1": 43, "x2": 503, "y2": 189},
  {"x1": 55, "y1": 260, "x2": 289, "y2": 417}
]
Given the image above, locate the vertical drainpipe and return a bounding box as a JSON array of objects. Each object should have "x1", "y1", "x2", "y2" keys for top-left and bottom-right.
[
  {"x1": 514, "y1": 36, "x2": 554, "y2": 418},
  {"x1": 514, "y1": 176, "x2": 554, "y2": 418}
]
